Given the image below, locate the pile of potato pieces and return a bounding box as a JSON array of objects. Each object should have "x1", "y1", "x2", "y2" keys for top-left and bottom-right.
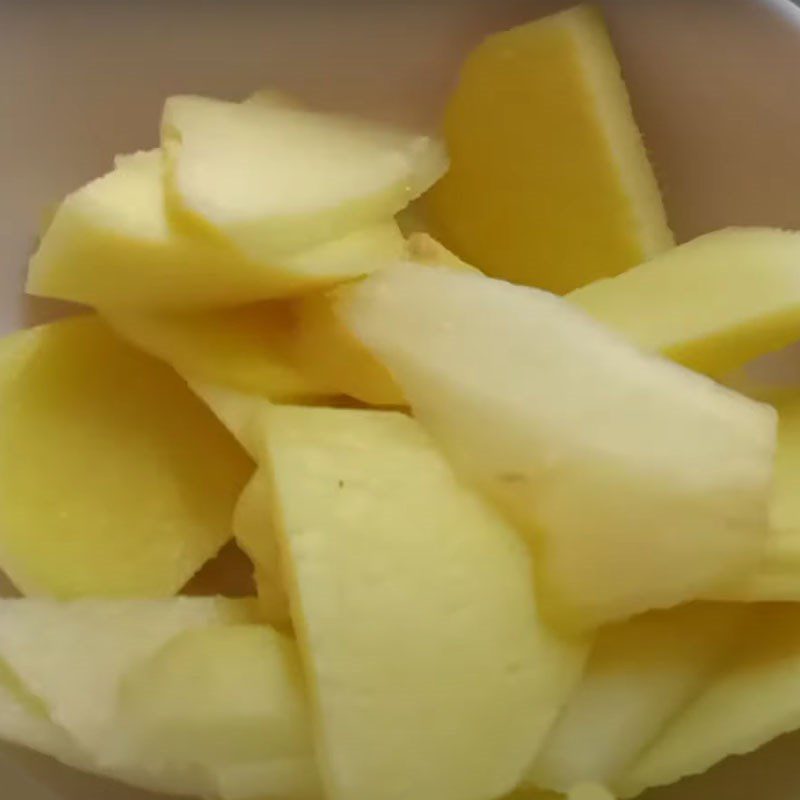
[{"x1": 3, "y1": 5, "x2": 800, "y2": 800}]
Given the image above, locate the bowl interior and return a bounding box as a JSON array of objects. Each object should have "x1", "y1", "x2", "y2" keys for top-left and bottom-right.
[{"x1": 2, "y1": 1, "x2": 800, "y2": 798}]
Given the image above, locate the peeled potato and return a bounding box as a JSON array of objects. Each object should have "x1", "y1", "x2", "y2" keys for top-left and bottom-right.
[
  {"x1": 619, "y1": 605, "x2": 800, "y2": 798},
  {"x1": 106, "y1": 302, "x2": 332, "y2": 401},
  {"x1": 531, "y1": 604, "x2": 751, "y2": 792},
  {"x1": 0, "y1": 316, "x2": 252, "y2": 598},
  {"x1": 291, "y1": 290, "x2": 405, "y2": 406},
  {"x1": 118, "y1": 624, "x2": 319, "y2": 800},
  {"x1": 29, "y1": 148, "x2": 405, "y2": 310},
  {"x1": 570, "y1": 228, "x2": 800, "y2": 376},
  {"x1": 425, "y1": 5, "x2": 672, "y2": 293},
  {"x1": 0, "y1": 597, "x2": 255, "y2": 760},
  {"x1": 342, "y1": 263, "x2": 776, "y2": 631},
  {"x1": 266, "y1": 405, "x2": 586, "y2": 800},
  {"x1": 27, "y1": 151, "x2": 266, "y2": 310},
  {"x1": 233, "y1": 472, "x2": 292, "y2": 631},
  {"x1": 712, "y1": 390, "x2": 800, "y2": 602},
  {"x1": 162, "y1": 94, "x2": 447, "y2": 259}
]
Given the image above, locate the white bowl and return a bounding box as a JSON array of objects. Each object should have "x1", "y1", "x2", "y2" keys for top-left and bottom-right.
[{"x1": 3, "y1": 1, "x2": 800, "y2": 798}]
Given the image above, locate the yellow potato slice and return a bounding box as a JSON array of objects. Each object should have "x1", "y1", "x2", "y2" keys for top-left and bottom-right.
[
  {"x1": 28, "y1": 149, "x2": 404, "y2": 310},
  {"x1": 342, "y1": 263, "x2": 776, "y2": 631},
  {"x1": 424, "y1": 5, "x2": 672, "y2": 293},
  {"x1": 118, "y1": 624, "x2": 319, "y2": 800},
  {"x1": 712, "y1": 390, "x2": 800, "y2": 602},
  {"x1": 233, "y1": 472, "x2": 292, "y2": 631},
  {"x1": 619, "y1": 605, "x2": 800, "y2": 798},
  {"x1": 291, "y1": 290, "x2": 405, "y2": 406},
  {"x1": 266, "y1": 406, "x2": 587, "y2": 800},
  {"x1": 570, "y1": 228, "x2": 800, "y2": 376},
  {"x1": 106, "y1": 302, "x2": 332, "y2": 401},
  {"x1": 531, "y1": 604, "x2": 751, "y2": 791},
  {"x1": 0, "y1": 316, "x2": 252, "y2": 598},
  {"x1": 0, "y1": 597, "x2": 255, "y2": 791},
  {"x1": 162, "y1": 94, "x2": 446, "y2": 259}
]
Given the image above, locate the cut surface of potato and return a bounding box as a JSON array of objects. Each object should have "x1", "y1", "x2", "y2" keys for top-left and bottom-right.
[
  {"x1": 27, "y1": 151, "x2": 265, "y2": 310},
  {"x1": 0, "y1": 659, "x2": 84, "y2": 765},
  {"x1": 405, "y1": 232, "x2": 477, "y2": 271},
  {"x1": 266, "y1": 406, "x2": 586, "y2": 800},
  {"x1": 29, "y1": 149, "x2": 402, "y2": 310},
  {"x1": 0, "y1": 317, "x2": 252, "y2": 598},
  {"x1": 291, "y1": 291, "x2": 404, "y2": 406},
  {"x1": 619, "y1": 605, "x2": 800, "y2": 798},
  {"x1": 531, "y1": 604, "x2": 751, "y2": 791},
  {"x1": 107, "y1": 302, "x2": 332, "y2": 401},
  {"x1": 188, "y1": 382, "x2": 270, "y2": 459},
  {"x1": 425, "y1": 5, "x2": 672, "y2": 293},
  {"x1": 162, "y1": 94, "x2": 446, "y2": 259},
  {"x1": 0, "y1": 667, "x2": 200, "y2": 797},
  {"x1": 0, "y1": 598, "x2": 255, "y2": 757},
  {"x1": 570, "y1": 228, "x2": 800, "y2": 376},
  {"x1": 342, "y1": 263, "x2": 776, "y2": 630},
  {"x1": 712, "y1": 391, "x2": 800, "y2": 602},
  {"x1": 234, "y1": 472, "x2": 292, "y2": 631},
  {"x1": 118, "y1": 624, "x2": 318, "y2": 800}
]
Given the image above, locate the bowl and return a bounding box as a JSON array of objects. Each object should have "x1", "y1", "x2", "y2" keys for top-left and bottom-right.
[{"x1": 2, "y1": 1, "x2": 800, "y2": 798}]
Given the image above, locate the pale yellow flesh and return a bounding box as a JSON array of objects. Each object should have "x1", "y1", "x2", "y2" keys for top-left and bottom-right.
[
  {"x1": 27, "y1": 151, "x2": 268, "y2": 310},
  {"x1": 405, "y1": 232, "x2": 478, "y2": 271},
  {"x1": 290, "y1": 291, "x2": 405, "y2": 406},
  {"x1": 711, "y1": 391, "x2": 800, "y2": 602},
  {"x1": 0, "y1": 597, "x2": 256, "y2": 796},
  {"x1": 289, "y1": 235, "x2": 477, "y2": 406},
  {"x1": 341, "y1": 263, "x2": 776, "y2": 631},
  {"x1": 424, "y1": 4, "x2": 672, "y2": 293},
  {"x1": 619, "y1": 605, "x2": 800, "y2": 798},
  {"x1": 234, "y1": 471, "x2": 293, "y2": 631},
  {"x1": 106, "y1": 302, "x2": 332, "y2": 401},
  {"x1": 163, "y1": 94, "x2": 447, "y2": 260},
  {"x1": 265, "y1": 406, "x2": 587, "y2": 800},
  {"x1": 0, "y1": 317, "x2": 252, "y2": 598},
  {"x1": 570, "y1": 228, "x2": 800, "y2": 376},
  {"x1": 188, "y1": 382, "x2": 271, "y2": 459},
  {"x1": 28, "y1": 150, "x2": 403, "y2": 310},
  {"x1": 531, "y1": 604, "x2": 751, "y2": 792},
  {"x1": 118, "y1": 624, "x2": 319, "y2": 800}
]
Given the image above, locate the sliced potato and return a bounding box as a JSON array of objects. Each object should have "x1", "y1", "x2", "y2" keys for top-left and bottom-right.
[
  {"x1": 266, "y1": 406, "x2": 587, "y2": 800},
  {"x1": 233, "y1": 472, "x2": 292, "y2": 631},
  {"x1": 106, "y1": 302, "x2": 331, "y2": 401},
  {"x1": 425, "y1": 5, "x2": 672, "y2": 293},
  {"x1": 619, "y1": 605, "x2": 800, "y2": 797},
  {"x1": 570, "y1": 228, "x2": 800, "y2": 376},
  {"x1": 712, "y1": 391, "x2": 800, "y2": 601},
  {"x1": 341, "y1": 263, "x2": 776, "y2": 631},
  {"x1": 118, "y1": 624, "x2": 319, "y2": 800},
  {"x1": 0, "y1": 598, "x2": 255, "y2": 755},
  {"x1": 531, "y1": 604, "x2": 751, "y2": 791},
  {"x1": 27, "y1": 151, "x2": 263, "y2": 310},
  {"x1": 291, "y1": 290, "x2": 404, "y2": 406},
  {"x1": 0, "y1": 317, "x2": 252, "y2": 599},
  {"x1": 162, "y1": 94, "x2": 446, "y2": 259},
  {"x1": 29, "y1": 149, "x2": 404, "y2": 310}
]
